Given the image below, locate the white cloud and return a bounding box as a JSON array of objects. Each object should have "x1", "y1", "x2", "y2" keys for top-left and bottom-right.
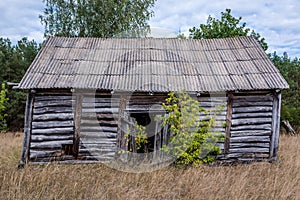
[
  {"x1": 150, "y1": 0, "x2": 300, "y2": 57},
  {"x1": 0, "y1": 0, "x2": 44, "y2": 43},
  {"x1": 1, "y1": 0, "x2": 300, "y2": 58}
]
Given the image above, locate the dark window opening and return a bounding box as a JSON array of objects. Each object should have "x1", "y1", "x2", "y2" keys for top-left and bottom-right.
[
  {"x1": 61, "y1": 144, "x2": 74, "y2": 156},
  {"x1": 130, "y1": 113, "x2": 151, "y2": 126},
  {"x1": 129, "y1": 112, "x2": 164, "y2": 153}
]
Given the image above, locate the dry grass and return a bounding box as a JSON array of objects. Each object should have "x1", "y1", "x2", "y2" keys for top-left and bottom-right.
[{"x1": 0, "y1": 132, "x2": 299, "y2": 200}]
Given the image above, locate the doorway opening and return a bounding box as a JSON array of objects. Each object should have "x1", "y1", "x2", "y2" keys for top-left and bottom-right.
[{"x1": 128, "y1": 111, "x2": 164, "y2": 153}]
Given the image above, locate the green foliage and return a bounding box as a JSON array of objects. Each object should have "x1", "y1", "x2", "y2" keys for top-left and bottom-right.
[
  {"x1": 160, "y1": 91, "x2": 224, "y2": 166},
  {"x1": 270, "y1": 52, "x2": 300, "y2": 128},
  {"x1": 177, "y1": 33, "x2": 187, "y2": 39},
  {"x1": 189, "y1": 8, "x2": 268, "y2": 51},
  {"x1": 125, "y1": 121, "x2": 148, "y2": 152},
  {"x1": 0, "y1": 83, "x2": 9, "y2": 131},
  {"x1": 40, "y1": 0, "x2": 156, "y2": 38},
  {"x1": 0, "y1": 37, "x2": 39, "y2": 130},
  {"x1": 133, "y1": 122, "x2": 148, "y2": 152}
]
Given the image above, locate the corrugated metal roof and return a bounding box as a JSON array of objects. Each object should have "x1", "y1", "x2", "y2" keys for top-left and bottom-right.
[{"x1": 18, "y1": 36, "x2": 289, "y2": 92}]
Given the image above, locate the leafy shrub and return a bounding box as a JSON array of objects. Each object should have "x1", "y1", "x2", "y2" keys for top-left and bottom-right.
[
  {"x1": 160, "y1": 91, "x2": 224, "y2": 166},
  {"x1": 125, "y1": 121, "x2": 148, "y2": 153},
  {"x1": 0, "y1": 83, "x2": 9, "y2": 132},
  {"x1": 133, "y1": 122, "x2": 148, "y2": 152}
]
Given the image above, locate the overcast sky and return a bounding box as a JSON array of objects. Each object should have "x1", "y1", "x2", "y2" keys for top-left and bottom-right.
[{"x1": 0, "y1": 0, "x2": 300, "y2": 58}]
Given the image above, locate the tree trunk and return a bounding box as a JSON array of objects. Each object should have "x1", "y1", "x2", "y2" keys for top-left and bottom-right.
[{"x1": 282, "y1": 120, "x2": 296, "y2": 135}]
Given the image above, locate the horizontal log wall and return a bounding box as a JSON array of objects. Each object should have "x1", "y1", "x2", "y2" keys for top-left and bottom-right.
[
  {"x1": 30, "y1": 94, "x2": 74, "y2": 162},
  {"x1": 78, "y1": 95, "x2": 120, "y2": 162},
  {"x1": 198, "y1": 96, "x2": 227, "y2": 151},
  {"x1": 219, "y1": 94, "x2": 273, "y2": 162},
  {"x1": 27, "y1": 91, "x2": 277, "y2": 164}
]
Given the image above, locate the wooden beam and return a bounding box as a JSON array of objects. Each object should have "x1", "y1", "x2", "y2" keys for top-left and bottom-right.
[
  {"x1": 230, "y1": 124, "x2": 272, "y2": 131},
  {"x1": 231, "y1": 118, "x2": 272, "y2": 126},
  {"x1": 224, "y1": 93, "x2": 233, "y2": 154},
  {"x1": 35, "y1": 95, "x2": 72, "y2": 101},
  {"x1": 33, "y1": 113, "x2": 74, "y2": 121},
  {"x1": 31, "y1": 127, "x2": 74, "y2": 135},
  {"x1": 34, "y1": 89, "x2": 72, "y2": 94},
  {"x1": 73, "y1": 94, "x2": 83, "y2": 158},
  {"x1": 117, "y1": 95, "x2": 127, "y2": 150},
  {"x1": 19, "y1": 92, "x2": 34, "y2": 167},
  {"x1": 232, "y1": 106, "x2": 273, "y2": 113},
  {"x1": 270, "y1": 92, "x2": 281, "y2": 159},
  {"x1": 32, "y1": 121, "x2": 74, "y2": 129}
]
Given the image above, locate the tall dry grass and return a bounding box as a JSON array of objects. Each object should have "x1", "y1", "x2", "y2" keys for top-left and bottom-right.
[{"x1": 0, "y1": 132, "x2": 299, "y2": 200}]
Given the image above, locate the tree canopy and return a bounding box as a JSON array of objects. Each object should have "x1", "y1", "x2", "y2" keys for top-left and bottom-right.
[
  {"x1": 40, "y1": 0, "x2": 156, "y2": 38},
  {"x1": 189, "y1": 9, "x2": 268, "y2": 51},
  {"x1": 0, "y1": 37, "x2": 39, "y2": 130},
  {"x1": 270, "y1": 52, "x2": 300, "y2": 128}
]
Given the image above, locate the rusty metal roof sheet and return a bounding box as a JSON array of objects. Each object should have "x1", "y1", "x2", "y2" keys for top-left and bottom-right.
[{"x1": 18, "y1": 36, "x2": 289, "y2": 92}]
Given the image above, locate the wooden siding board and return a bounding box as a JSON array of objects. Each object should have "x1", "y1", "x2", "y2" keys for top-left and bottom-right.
[
  {"x1": 19, "y1": 93, "x2": 34, "y2": 166},
  {"x1": 230, "y1": 124, "x2": 272, "y2": 131},
  {"x1": 230, "y1": 143, "x2": 270, "y2": 148},
  {"x1": 229, "y1": 148, "x2": 269, "y2": 154},
  {"x1": 32, "y1": 121, "x2": 74, "y2": 129},
  {"x1": 273, "y1": 93, "x2": 281, "y2": 158},
  {"x1": 31, "y1": 127, "x2": 74, "y2": 135},
  {"x1": 31, "y1": 135, "x2": 74, "y2": 142},
  {"x1": 33, "y1": 113, "x2": 74, "y2": 121},
  {"x1": 29, "y1": 93, "x2": 75, "y2": 162},
  {"x1": 74, "y1": 94, "x2": 83, "y2": 158},
  {"x1": 78, "y1": 94, "x2": 119, "y2": 161},
  {"x1": 224, "y1": 93, "x2": 233, "y2": 153},
  {"x1": 231, "y1": 130, "x2": 271, "y2": 137},
  {"x1": 228, "y1": 93, "x2": 273, "y2": 160},
  {"x1": 270, "y1": 92, "x2": 281, "y2": 159},
  {"x1": 30, "y1": 140, "x2": 73, "y2": 149}
]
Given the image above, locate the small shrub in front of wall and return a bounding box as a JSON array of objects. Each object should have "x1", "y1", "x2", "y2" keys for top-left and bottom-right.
[
  {"x1": 160, "y1": 91, "x2": 224, "y2": 166},
  {"x1": 0, "y1": 83, "x2": 8, "y2": 132},
  {"x1": 134, "y1": 122, "x2": 148, "y2": 152}
]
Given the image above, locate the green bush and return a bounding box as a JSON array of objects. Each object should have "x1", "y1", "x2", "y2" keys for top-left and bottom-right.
[
  {"x1": 160, "y1": 91, "x2": 224, "y2": 166},
  {"x1": 0, "y1": 83, "x2": 9, "y2": 132}
]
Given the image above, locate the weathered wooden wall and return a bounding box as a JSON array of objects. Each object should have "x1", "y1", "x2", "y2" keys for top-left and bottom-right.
[
  {"x1": 197, "y1": 96, "x2": 227, "y2": 152},
  {"x1": 29, "y1": 94, "x2": 74, "y2": 162},
  {"x1": 78, "y1": 94, "x2": 119, "y2": 162},
  {"x1": 218, "y1": 94, "x2": 274, "y2": 162},
  {"x1": 24, "y1": 91, "x2": 280, "y2": 164}
]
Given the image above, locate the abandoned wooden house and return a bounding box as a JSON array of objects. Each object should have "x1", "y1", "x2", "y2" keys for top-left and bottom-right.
[{"x1": 17, "y1": 36, "x2": 289, "y2": 165}]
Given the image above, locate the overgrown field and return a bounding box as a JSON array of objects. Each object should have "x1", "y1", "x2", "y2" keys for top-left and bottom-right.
[{"x1": 0, "y1": 133, "x2": 299, "y2": 200}]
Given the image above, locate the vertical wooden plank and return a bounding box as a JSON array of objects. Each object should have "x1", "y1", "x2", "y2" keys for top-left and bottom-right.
[
  {"x1": 224, "y1": 93, "x2": 233, "y2": 154},
  {"x1": 19, "y1": 92, "x2": 34, "y2": 167},
  {"x1": 156, "y1": 118, "x2": 162, "y2": 150},
  {"x1": 274, "y1": 93, "x2": 282, "y2": 158},
  {"x1": 163, "y1": 114, "x2": 169, "y2": 146},
  {"x1": 117, "y1": 95, "x2": 127, "y2": 150},
  {"x1": 270, "y1": 92, "x2": 281, "y2": 159},
  {"x1": 131, "y1": 118, "x2": 136, "y2": 153},
  {"x1": 153, "y1": 119, "x2": 159, "y2": 160},
  {"x1": 73, "y1": 94, "x2": 83, "y2": 159}
]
